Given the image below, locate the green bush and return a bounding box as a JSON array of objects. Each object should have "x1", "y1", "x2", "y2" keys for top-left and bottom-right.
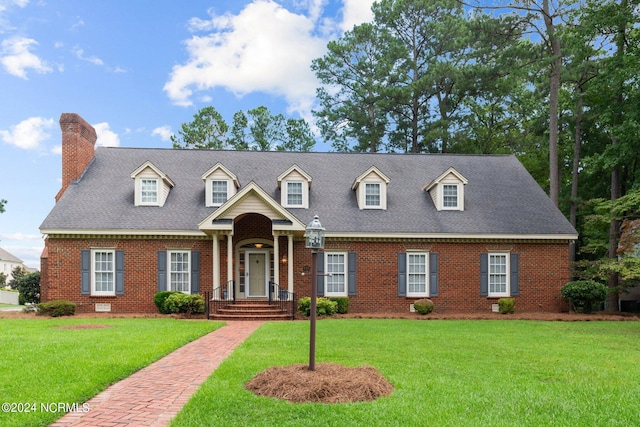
[
  {"x1": 297, "y1": 297, "x2": 338, "y2": 316},
  {"x1": 37, "y1": 300, "x2": 76, "y2": 317},
  {"x1": 498, "y1": 297, "x2": 515, "y2": 314},
  {"x1": 561, "y1": 280, "x2": 607, "y2": 313},
  {"x1": 413, "y1": 298, "x2": 434, "y2": 315},
  {"x1": 154, "y1": 291, "x2": 180, "y2": 314},
  {"x1": 329, "y1": 297, "x2": 349, "y2": 314},
  {"x1": 164, "y1": 293, "x2": 205, "y2": 314},
  {"x1": 13, "y1": 271, "x2": 40, "y2": 304}
]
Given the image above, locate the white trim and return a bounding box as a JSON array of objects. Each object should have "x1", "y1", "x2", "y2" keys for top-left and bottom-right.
[
  {"x1": 168, "y1": 250, "x2": 191, "y2": 294},
  {"x1": 277, "y1": 164, "x2": 312, "y2": 186},
  {"x1": 488, "y1": 252, "x2": 510, "y2": 297},
  {"x1": 91, "y1": 249, "x2": 115, "y2": 296},
  {"x1": 440, "y1": 183, "x2": 460, "y2": 210},
  {"x1": 406, "y1": 251, "x2": 429, "y2": 297},
  {"x1": 352, "y1": 167, "x2": 389, "y2": 210},
  {"x1": 324, "y1": 251, "x2": 348, "y2": 297}
]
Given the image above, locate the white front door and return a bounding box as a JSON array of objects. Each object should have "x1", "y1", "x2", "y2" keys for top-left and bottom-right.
[{"x1": 246, "y1": 251, "x2": 268, "y2": 297}]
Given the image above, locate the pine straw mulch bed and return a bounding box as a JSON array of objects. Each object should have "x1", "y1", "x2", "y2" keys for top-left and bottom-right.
[{"x1": 245, "y1": 363, "x2": 393, "y2": 404}]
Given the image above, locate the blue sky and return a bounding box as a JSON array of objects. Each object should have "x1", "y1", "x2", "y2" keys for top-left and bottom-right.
[{"x1": 0, "y1": 0, "x2": 375, "y2": 268}]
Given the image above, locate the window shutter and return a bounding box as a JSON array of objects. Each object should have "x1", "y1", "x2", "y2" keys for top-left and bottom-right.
[
  {"x1": 480, "y1": 253, "x2": 488, "y2": 296},
  {"x1": 510, "y1": 253, "x2": 519, "y2": 296},
  {"x1": 398, "y1": 252, "x2": 407, "y2": 297},
  {"x1": 81, "y1": 250, "x2": 90, "y2": 295},
  {"x1": 429, "y1": 252, "x2": 439, "y2": 297},
  {"x1": 157, "y1": 251, "x2": 167, "y2": 292},
  {"x1": 115, "y1": 250, "x2": 124, "y2": 295},
  {"x1": 191, "y1": 251, "x2": 200, "y2": 294},
  {"x1": 316, "y1": 252, "x2": 325, "y2": 296},
  {"x1": 348, "y1": 252, "x2": 357, "y2": 296}
]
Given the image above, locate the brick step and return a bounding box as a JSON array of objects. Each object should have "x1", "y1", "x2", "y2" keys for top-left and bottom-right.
[
  {"x1": 210, "y1": 301, "x2": 294, "y2": 321},
  {"x1": 220, "y1": 304, "x2": 278, "y2": 312},
  {"x1": 210, "y1": 313, "x2": 293, "y2": 321}
]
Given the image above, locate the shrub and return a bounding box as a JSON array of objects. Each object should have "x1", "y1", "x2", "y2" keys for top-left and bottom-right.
[
  {"x1": 164, "y1": 293, "x2": 205, "y2": 314},
  {"x1": 37, "y1": 300, "x2": 76, "y2": 317},
  {"x1": 297, "y1": 297, "x2": 338, "y2": 316},
  {"x1": 413, "y1": 299, "x2": 434, "y2": 315},
  {"x1": 498, "y1": 297, "x2": 515, "y2": 314},
  {"x1": 14, "y1": 271, "x2": 40, "y2": 304},
  {"x1": 561, "y1": 280, "x2": 607, "y2": 313},
  {"x1": 329, "y1": 297, "x2": 349, "y2": 314},
  {"x1": 154, "y1": 291, "x2": 179, "y2": 314}
]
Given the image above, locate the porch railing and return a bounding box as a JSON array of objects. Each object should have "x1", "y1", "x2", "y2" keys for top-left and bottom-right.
[
  {"x1": 208, "y1": 280, "x2": 235, "y2": 318},
  {"x1": 269, "y1": 281, "x2": 296, "y2": 320}
]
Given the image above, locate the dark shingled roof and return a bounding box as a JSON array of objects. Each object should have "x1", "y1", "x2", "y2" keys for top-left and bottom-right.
[{"x1": 40, "y1": 148, "x2": 577, "y2": 237}]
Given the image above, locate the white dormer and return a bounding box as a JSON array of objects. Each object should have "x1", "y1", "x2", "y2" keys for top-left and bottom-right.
[
  {"x1": 130, "y1": 161, "x2": 174, "y2": 207},
  {"x1": 201, "y1": 163, "x2": 240, "y2": 207},
  {"x1": 423, "y1": 167, "x2": 468, "y2": 211},
  {"x1": 277, "y1": 165, "x2": 312, "y2": 208},
  {"x1": 352, "y1": 166, "x2": 390, "y2": 210}
]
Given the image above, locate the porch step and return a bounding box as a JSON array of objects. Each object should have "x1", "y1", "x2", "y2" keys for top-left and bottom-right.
[{"x1": 210, "y1": 302, "x2": 293, "y2": 321}]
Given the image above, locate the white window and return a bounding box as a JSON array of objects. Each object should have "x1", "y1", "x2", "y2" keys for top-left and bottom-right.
[
  {"x1": 287, "y1": 181, "x2": 303, "y2": 206},
  {"x1": 169, "y1": 251, "x2": 190, "y2": 293},
  {"x1": 407, "y1": 253, "x2": 428, "y2": 297},
  {"x1": 442, "y1": 184, "x2": 458, "y2": 209},
  {"x1": 211, "y1": 180, "x2": 228, "y2": 205},
  {"x1": 92, "y1": 250, "x2": 115, "y2": 296},
  {"x1": 141, "y1": 179, "x2": 158, "y2": 204},
  {"x1": 325, "y1": 252, "x2": 347, "y2": 296},
  {"x1": 365, "y1": 183, "x2": 381, "y2": 207},
  {"x1": 489, "y1": 253, "x2": 509, "y2": 297}
]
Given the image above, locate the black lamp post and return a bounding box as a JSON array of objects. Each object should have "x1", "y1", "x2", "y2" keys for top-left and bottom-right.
[{"x1": 304, "y1": 214, "x2": 325, "y2": 371}]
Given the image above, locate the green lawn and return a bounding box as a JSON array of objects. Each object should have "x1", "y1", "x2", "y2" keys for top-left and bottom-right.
[
  {"x1": 0, "y1": 318, "x2": 222, "y2": 427},
  {"x1": 172, "y1": 319, "x2": 640, "y2": 427}
]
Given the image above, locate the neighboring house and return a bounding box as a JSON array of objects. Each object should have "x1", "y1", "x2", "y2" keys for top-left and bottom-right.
[
  {"x1": 39, "y1": 113, "x2": 578, "y2": 314},
  {"x1": 0, "y1": 247, "x2": 25, "y2": 284}
]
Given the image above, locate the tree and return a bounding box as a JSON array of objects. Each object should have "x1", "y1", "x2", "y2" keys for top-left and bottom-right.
[
  {"x1": 13, "y1": 271, "x2": 40, "y2": 304},
  {"x1": 8, "y1": 265, "x2": 26, "y2": 289},
  {"x1": 247, "y1": 106, "x2": 285, "y2": 151},
  {"x1": 171, "y1": 106, "x2": 229, "y2": 149},
  {"x1": 277, "y1": 118, "x2": 315, "y2": 152},
  {"x1": 0, "y1": 199, "x2": 6, "y2": 213}
]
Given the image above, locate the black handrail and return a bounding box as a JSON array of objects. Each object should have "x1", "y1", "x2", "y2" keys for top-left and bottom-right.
[
  {"x1": 210, "y1": 280, "x2": 235, "y2": 317},
  {"x1": 269, "y1": 281, "x2": 296, "y2": 320}
]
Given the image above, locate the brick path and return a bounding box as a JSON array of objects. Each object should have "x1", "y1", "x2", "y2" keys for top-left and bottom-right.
[{"x1": 50, "y1": 321, "x2": 263, "y2": 427}]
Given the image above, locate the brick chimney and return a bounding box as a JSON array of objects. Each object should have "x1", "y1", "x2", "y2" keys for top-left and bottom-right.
[{"x1": 55, "y1": 113, "x2": 97, "y2": 202}]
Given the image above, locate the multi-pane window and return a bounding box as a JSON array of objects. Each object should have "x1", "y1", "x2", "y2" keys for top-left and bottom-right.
[
  {"x1": 93, "y1": 250, "x2": 114, "y2": 295},
  {"x1": 365, "y1": 183, "x2": 381, "y2": 207},
  {"x1": 169, "y1": 251, "x2": 190, "y2": 293},
  {"x1": 211, "y1": 180, "x2": 228, "y2": 205},
  {"x1": 325, "y1": 253, "x2": 346, "y2": 295},
  {"x1": 442, "y1": 184, "x2": 458, "y2": 208},
  {"x1": 407, "y1": 253, "x2": 428, "y2": 296},
  {"x1": 141, "y1": 179, "x2": 158, "y2": 204},
  {"x1": 287, "y1": 181, "x2": 303, "y2": 206},
  {"x1": 489, "y1": 253, "x2": 508, "y2": 296}
]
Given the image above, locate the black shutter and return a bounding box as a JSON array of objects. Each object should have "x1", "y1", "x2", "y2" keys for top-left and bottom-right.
[
  {"x1": 348, "y1": 252, "x2": 357, "y2": 296},
  {"x1": 510, "y1": 253, "x2": 519, "y2": 296},
  {"x1": 317, "y1": 252, "x2": 325, "y2": 296},
  {"x1": 191, "y1": 251, "x2": 200, "y2": 294},
  {"x1": 398, "y1": 252, "x2": 406, "y2": 297},
  {"x1": 81, "y1": 250, "x2": 90, "y2": 295},
  {"x1": 115, "y1": 250, "x2": 124, "y2": 295},
  {"x1": 429, "y1": 253, "x2": 438, "y2": 297},
  {"x1": 157, "y1": 251, "x2": 167, "y2": 292},
  {"x1": 480, "y1": 253, "x2": 488, "y2": 296}
]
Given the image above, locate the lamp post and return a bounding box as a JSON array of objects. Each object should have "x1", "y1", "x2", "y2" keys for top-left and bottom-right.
[{"x1": 304, "y1": 214, "x2": 325, "y2": 371}]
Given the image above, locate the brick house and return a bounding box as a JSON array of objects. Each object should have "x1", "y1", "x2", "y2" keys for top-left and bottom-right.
[{"x1": 39, "y1": 113, "x2": 578, "y2": 315}]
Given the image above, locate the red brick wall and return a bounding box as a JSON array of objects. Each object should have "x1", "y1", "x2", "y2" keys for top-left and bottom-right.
[{"x1": 41, "y1": 234, "x2": 571, "y2": 314}]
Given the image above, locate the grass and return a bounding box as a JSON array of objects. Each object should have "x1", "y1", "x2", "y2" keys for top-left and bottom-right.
[
  {"x1": 171, "y1": 319, "x2": 640, "y2": 427},
  {"x1": 0, "y1": 318, "x2": 222, "y2": 427}
]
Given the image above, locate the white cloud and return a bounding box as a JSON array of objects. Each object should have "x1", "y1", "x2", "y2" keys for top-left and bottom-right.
[
  {"x1": 0, "y1": 116, "x2": 54, "y2": 149},
  {"x1": 340, "y1": 0, "x2": 374, "y2": 32},
  {"x1": 164, "y1": 0, "x2": 328, "y2": 115},
  {"x1": 72, "y1": 46, "x2": 104, "y2": 66},
  {"x1": 0, "y1": 232, "x2": 41, "y2": 241},
  {"x1": 93, "y1": 122, "x2": 120, "y2": 147},
  {"x1": 0, "y1": 36, "x2": 52, "y2": 78},
  {"x1": 152, "y1": 125, "x2": 173, "y2": 142}
]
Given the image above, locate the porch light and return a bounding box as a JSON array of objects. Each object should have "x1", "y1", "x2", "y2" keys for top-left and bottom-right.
[
  {"x1": 304, "y1": 215, "x2": 325, "y2": 250},
  {"x1": 254, "y1": 243, "x2": 263, "y2": 248}
]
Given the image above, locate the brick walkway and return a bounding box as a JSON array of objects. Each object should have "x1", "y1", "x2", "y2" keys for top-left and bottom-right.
[{"x1": 50, "y1": 321, "x2": 263, "y2": 427}]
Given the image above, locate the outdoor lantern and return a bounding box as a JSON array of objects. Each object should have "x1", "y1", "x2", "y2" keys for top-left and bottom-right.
[{"x1": 304, "y1": 215, "x2": 325, "y2": 250}]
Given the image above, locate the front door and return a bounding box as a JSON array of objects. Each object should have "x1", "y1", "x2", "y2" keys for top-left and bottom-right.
[{"x1": 246, "y1": 251, "x2": 268, "y2": 297}]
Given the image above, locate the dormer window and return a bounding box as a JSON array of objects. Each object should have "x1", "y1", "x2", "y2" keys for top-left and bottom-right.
[
  {"x1": 131, "y1": 161, "x2": 174, "y2": 207},
  {"x1": 278, "y1": 165, "x2": 312, "y2": 209},
  {"x1": 352, "y1": 166, "x2": 390, "y2": 210},
  {"x1": 423, "y1": 167, "x2": 468, "y2": 211},
  {"x1": 202, "y1": 163, "x2": 239, "y2": 207}
]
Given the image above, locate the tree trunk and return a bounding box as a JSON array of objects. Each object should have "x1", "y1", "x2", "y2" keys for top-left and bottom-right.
[
  {"x1": 543, "y1": 0, "x2": 561, "y2": 207},
  {"x1": 569, "y1": 93, "x2": 583, "y2": 270}
]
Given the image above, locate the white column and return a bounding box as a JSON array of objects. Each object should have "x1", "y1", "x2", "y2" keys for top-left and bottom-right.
[
  {"x1": 273, "y1": 233, "x2": 279, "y2": 294},
  {"x1": 287, "y1": 234, "x2": 294, "y2": 294},
  {"x1": 212, "y1": 234, "x2": 220, "y2": 297},
  {"x1": 227, "y1": 233, "x2": 233, "y2": 300}
]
